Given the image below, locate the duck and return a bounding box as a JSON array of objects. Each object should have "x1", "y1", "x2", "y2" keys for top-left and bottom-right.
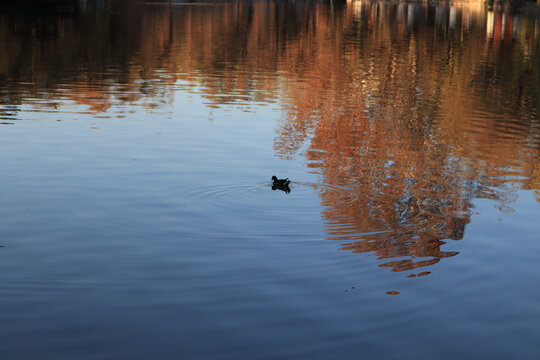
[{"x1": 272, "y1": 175, "x2": 290, "y2": 186}]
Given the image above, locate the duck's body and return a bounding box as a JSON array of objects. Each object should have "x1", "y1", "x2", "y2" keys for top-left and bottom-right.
[{"x1": 272, "y1": 175, "x2": 290, "y2": 186}]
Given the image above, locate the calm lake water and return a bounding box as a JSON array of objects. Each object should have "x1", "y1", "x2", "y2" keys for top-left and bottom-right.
[{"x1": 1, "y1": 0, "x2": 540, "y2": 358}]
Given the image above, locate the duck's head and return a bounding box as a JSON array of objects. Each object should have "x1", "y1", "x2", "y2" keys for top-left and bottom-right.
[{"x1": 272, "y1": 176, "x2": 278, "y2": 181}]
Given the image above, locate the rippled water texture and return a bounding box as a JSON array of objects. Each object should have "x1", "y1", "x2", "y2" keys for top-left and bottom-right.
[{"x1": 1, "y1": 0, "x2": 540, "y2": 358}]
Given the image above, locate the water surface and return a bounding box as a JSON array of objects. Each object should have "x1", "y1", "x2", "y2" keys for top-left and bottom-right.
[{"x1": 1, "y1": 0, "x2": 540, "y2": 359}]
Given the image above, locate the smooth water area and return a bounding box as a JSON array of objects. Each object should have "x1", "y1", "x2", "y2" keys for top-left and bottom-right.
[{"x1": 1, "y1": 0, "x2": 540, "y2": 358}]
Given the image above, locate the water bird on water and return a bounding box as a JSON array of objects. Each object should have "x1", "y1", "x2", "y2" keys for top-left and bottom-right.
[
  {"x1": 272, "y1": 175, "x2": 290, "y2": 186},
  {"x1": 272, "y1": 175, "x2": 291, "y2": 194}
]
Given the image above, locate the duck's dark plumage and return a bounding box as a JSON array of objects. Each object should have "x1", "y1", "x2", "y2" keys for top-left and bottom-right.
[{"x1": 272, "y1": 175, "x2": 290, "y2": 186}]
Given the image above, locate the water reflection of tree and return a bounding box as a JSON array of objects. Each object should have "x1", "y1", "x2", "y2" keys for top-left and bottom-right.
[
  {"x1": 273, "y1": 0, "x2": 540, "y2": 273},
  {"x1": 0, "y1": 1, "x2": 165, "y2": 113}
]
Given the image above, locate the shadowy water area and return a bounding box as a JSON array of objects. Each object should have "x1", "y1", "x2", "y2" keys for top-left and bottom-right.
[{"x1": 1, "y1": 0, "x2": 540, "y2": 358}]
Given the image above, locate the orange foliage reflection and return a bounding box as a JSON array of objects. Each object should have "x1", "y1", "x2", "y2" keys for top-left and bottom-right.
[{"x1": 275, "y1": 0, "x2": 540, "y2": 273}]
